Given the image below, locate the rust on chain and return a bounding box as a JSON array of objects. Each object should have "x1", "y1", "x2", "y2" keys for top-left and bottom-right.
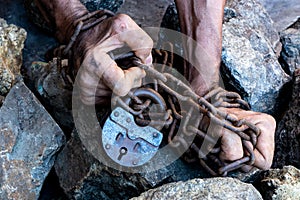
[{"x1": 111, "y1": 44, "x2": 260, "y2": 176}]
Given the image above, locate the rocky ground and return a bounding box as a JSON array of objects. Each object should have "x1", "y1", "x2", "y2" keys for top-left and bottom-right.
[{"x1": 0, "y1": 0, "x2": 300, "y2": 199}]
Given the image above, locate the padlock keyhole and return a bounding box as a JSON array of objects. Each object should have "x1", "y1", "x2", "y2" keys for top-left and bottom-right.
[{"x1": 118, "y1": 147, "x2": 128, "y2": 160}]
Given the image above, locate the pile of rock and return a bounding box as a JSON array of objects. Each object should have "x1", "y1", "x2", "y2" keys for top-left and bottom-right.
[{"x1": 0, "y1": 0, "x2": 300, "y2": 199}]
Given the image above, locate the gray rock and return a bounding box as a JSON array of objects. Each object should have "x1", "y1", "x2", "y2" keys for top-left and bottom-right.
[
  {"x1": 54, "y1": 129, "x2": 207, "y2": 200},
  {"x1": 279, "y1": 18, "x2": 300, "y2": 75},
  {"x1": 0, "y1": 82, "x2": 66, "y2": 200},
  {"x1": 117, "y1": 0, "x2": 173, "y2": 28},
  {"x1": 0, "y1": 18, "x2": 26, "y2": 96},
  {"x1": 30, "y1": 59, "x2": 74, "y2": 132},
  {"x1": 261, "y1": 0, "x2": 300, "y2": 32},
  {"x1": 272, "y1": 69, "x2": 300, "y2": 168},
  {"x1": 221, "y1": 0, "x2": 291, "y2": 114},
  {"x1": 80, "y1": 0, "x2": 124, "y2": 13},
  {"x1": 255, "y1": 166, "x2": 300, "y2": 200},
  {"x1": 131, "y1": 178, "x2": 262, "y2": 200}
]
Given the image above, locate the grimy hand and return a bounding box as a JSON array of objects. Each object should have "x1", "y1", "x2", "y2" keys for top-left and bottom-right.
[
  {"x1": 36, "y1": 0, "x2": 153, "y2": 105},
  {"x1": 78, "y1": 14, "x2": 153, "y2": 105},
  {"x1": 215, "y1": 108, "x2": 276, "y2": 170}
]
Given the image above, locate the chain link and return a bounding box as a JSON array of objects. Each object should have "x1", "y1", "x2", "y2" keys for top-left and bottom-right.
[{"x1": 113, "y1": 46, "x2": 260, "y2": 176}]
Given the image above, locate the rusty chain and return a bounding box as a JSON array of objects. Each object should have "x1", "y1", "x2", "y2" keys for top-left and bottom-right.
[
  {"x1": 111, "y1": 46, "x2": 261, "y2": 176},
  {"x1": 51, "y1": 11, "x2": 261, "y2": 175}
]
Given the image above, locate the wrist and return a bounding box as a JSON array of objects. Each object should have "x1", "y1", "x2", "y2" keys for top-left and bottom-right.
[
  {"x1": 37, "y1": 0, "x2": 89, "y2": 43},
  {"x1": 54, "y1": 2, "x2": 89, "y2": 43}
]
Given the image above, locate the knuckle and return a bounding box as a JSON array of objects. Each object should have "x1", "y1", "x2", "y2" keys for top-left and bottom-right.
[
  {"x1": 115, "y1": 13, "x2": 132, "y2": 22},
  {"x1": 260, "y1": 113, "x2": 276, "y2": 132},
  {"x1": 113, "y1": 14, "x2": 132, "y2": 31}
]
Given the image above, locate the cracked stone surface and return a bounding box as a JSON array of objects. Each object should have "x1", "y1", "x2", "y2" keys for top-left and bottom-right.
[
  {"x1": 255, "y1": 166, "x2": 300, "y2": 200},
  {"x1": 131, "y1": 177, "x2": 263, "y2": 200},
  {"x1": 0, "y1": 82, "x2": 65, "y2": 199}
]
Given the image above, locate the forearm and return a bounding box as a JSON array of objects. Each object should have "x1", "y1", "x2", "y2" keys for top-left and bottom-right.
[
  {"x1": 35, "y1": 0, "x2": 88, "y2": 43},
  {"x1": 175, "y1": 0, "x2": 226, "y2": 95}
]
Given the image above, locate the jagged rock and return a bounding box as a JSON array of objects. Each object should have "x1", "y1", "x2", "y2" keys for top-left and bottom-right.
[
  {"x1": 54, "y1": 128, "x2": 207, "y2": 200},
  {"x1": 131, "y1": 178, "x2": 262, "y2": 200},
  {"x1": 0, "y1": 18, "x2": 26, "y2": 96},
  {"x1": 0, "y1": 81, "x2": 65, "y2": 199},
  {"x1": 272, "y1": 69, "x2": 300, "y2": 168},
  {"x1": 29, "y1": 59, "x2": 74, "y2": 132},
  {"x1": 279, "y1": 18, "x2": 300, "y2": 75},
  {"x1": 261, "y1": 0, "x2": 300, "y2": 31},
  {"x1": 255, "y1": 166, "x2": 300, "y2": 200},
  {"x1": 24, "y1": 0, "x2": 124, "y2": 32},
  {"x1": 221, "y1": 0, "x2": 291, "y2": 114},
  {"x1": 117, "y1": 0, "x2": 172, "y2": 28}
]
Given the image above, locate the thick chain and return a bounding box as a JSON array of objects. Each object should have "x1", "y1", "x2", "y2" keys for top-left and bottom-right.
[{"x1": 112, "y1": 47, "x2": 260, "y2": 176}]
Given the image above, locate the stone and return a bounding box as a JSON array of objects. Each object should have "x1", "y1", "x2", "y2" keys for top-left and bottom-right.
[
  {"x1": 80, "y1": 0, "x2": 125, "y2": 13},
  {"x1": 131, "y1": 177, "x2": 263, "y2": 200},
  {"x1": 0, "y1": 81, "x2": 66, "y2": 200},
  {"x1": 29, "y1": 59, "x2": 74, "y2": 132},
  {"x1": 255, "y1": 166, "x2": 300, "y2": 200},
  {"x1": 117, "y1": 0, "x2": 173, "y2": 28},
  {"x1": 0, "y1": 18, "x2": 26, "y2": 96},
  {"x1": 279, "y1": 18, "x2": 300, "y2": 75},
  {"x1": 272, "y1": 69, "x2": 300, "y2": 168},
  {"x1": 261, "y1": 0, "x2": 300, "y2": 32},
  {"x1": 221, "y1": 0, "x2": 291, "y2": 114},
  {"x1": 54, "y1": 129, "x2": 207, "y2": 199}
]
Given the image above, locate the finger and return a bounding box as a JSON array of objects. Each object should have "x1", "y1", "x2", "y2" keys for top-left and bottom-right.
[
  {"x1": 251, "y1": 114, "x2": 276, "y2": 170},
  {"x1": 113, "y1": 14, "x2": 153, "y2": 65},
  {"x1": 81, "y1": 94, "x2": 111, "y2": 105},
  {"x1": 80, "y1": 86, "x2": 112, "y2": 98},
  {"x1": 219, "y1": 128, "x2": 244, "y2": 162}
]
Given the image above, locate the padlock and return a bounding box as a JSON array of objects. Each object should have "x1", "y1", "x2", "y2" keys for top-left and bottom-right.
[{"x1": 102, "y1": 107, "x2": 163, "y2": 167}]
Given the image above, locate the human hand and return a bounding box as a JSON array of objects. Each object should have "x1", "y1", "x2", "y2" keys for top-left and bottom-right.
[
  {"x1": 210, "y1": 108, "x2": 276, "y2": 170},
  {"x1": 74, "y1": 14, "x2": 153, "y2": 105}
]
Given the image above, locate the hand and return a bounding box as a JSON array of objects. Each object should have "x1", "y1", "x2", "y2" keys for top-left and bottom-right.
[
  {"x1": 75, "y1": 14, "x2": 153, "y2": 105},
  {"x1": 210, "y1": 108, "x2": 276, "y2": 170}
]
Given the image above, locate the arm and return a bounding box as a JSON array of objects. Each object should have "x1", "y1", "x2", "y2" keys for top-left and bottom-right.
[
  {"x1": 175, "y1": 0, "x2": 226, "y2": 96},
  {"x1": 35, "y1": 0, "x2": 153, "y2": 104},
  {"x1": 35, "y1": 0, "x2": 89, "y2": 43},
  {"x1": 175, "y1": 0, "x2": 275, "y2": 170}
]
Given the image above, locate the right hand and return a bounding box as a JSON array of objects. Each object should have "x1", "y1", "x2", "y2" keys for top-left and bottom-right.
[
  {"x1": 214, "y1": 108, "x2": 276, "y2": 171},
  {"x1": 77, "y1": 14, "x2": 153, "y2": 105}
]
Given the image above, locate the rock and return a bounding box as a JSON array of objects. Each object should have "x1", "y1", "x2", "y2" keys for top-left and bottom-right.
[
  {"x1": 131, "y1": 178, "x2": 262, "y2": 200},
  {"x1": 0, "y1": 18, "x2": 26, "y2": 96},
  {"x1": 272, "y1": 69, "x2": 300, "y2": 168},
  {"x1": 221, "y1": 0, "x2": 291, "y2": 114},
  {"x1": 117, "y1": 0, "x2": 173, "y2": 28},
  {"x1": 279, "y1": 18, "x2": 300, "y2": 75},
  {"x1": 255, "y1": 166, "x2": 300, "y2": 200},
  {"x1": 0, "y1": 81, "x2": 65, "y2": 199},
  {"x1": 261, "y1": 0, "x2": 300, "y2": 31},
  {"x1": 54, "y1": 129, "x2": 207, "y2": 199},
  {"x1": 80, "y1": 0, "x2": 125, "y2": 13},
  {"x1": 29, "y1": 59, "x2": 74, "y2": 133}
]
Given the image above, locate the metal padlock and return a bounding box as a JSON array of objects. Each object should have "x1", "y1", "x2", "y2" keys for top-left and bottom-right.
[{"x1": 102, "y1": 107, "x2": 163, "y2": 167}]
